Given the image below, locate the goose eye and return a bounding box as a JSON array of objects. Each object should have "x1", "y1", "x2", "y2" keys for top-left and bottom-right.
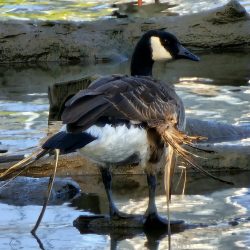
[{"x1": 163, "y1": 39, "x2": 170, "y2": 45}]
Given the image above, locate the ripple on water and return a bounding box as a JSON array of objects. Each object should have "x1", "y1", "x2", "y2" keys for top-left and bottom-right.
[
  {"x1": 0, "y1": 0, "x2": 249, "y2": 21},
  {"x1": 177, "y1": 81, "x2": 250, "y2": 125},
  {"x1": 0, "y1": 172, "x2": 250, "y2": 249}
]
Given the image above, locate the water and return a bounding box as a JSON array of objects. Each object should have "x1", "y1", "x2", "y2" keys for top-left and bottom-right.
[
  {"x1": 0, "y1": 0, "x2": 249, "y2": 22},
  {"x1": 0, "y1": 173, "x2": 250, "y2": 249},
  {"x1": 0, "y1": 51, "x2": 249, "y2": 154},
  {"x1": 0, "y1": 1, "x2": 250, "y2": 249},
  {"x1": 0, "y1": 50, "x2": 249, "y2": 249}
]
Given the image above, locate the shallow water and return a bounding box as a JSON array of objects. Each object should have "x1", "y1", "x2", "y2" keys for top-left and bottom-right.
[
  {"x1": 0, "y1": 1, "x2": 250, "y2": 249},
  {"x1": 0, "y1": 50, "x2": 249, "y2": 154},
  {"x1": 0, "y1": 173, "x2": 250, "y2": 249},
  {"x1": 0, "y1": 0, "x2": 249, "y2": 21},
  {"x1": 0, "y1": 50, "x2": 250, "y2": 248}
]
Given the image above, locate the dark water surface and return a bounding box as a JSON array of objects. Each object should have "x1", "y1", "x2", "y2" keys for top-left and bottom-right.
[{"x1": 0, "y1": 50, "x2": 250, "y2": 249}]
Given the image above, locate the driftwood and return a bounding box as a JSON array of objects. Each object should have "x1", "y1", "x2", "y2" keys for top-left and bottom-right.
[
  {"x1": 73, "y1": 216, "x2": 247, "y2": 250},
  {"x1": 0, "y1": 0, "x2": 249, "y2": 63}
]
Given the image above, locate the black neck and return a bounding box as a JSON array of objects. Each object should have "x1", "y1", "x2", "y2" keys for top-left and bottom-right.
[{"x1": 130, "y1": 38, "x2": 154, "y2": 77}]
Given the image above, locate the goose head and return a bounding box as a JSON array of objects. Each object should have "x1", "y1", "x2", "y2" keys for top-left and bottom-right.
[{"x1": 131, "y1": 30, "x2": 199, "y2": 76}]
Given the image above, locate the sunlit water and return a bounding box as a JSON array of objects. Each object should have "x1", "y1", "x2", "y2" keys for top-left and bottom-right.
[
  {"x1": 0, "y1": 173, "x2": 250, "y2": 249},
  {"x1": 0, "y1": 0, "x2": 250, "y2": 245},
  {"x1": 0, "y1": 50, "x2": 250, "y2": 249},
  {"x1": 0, "y1": 1, "x2": 249, "y2": 249},
  {"x1": 0, "y1": 0, "x2": 249, "y2": 21},
  {"x1": 0, "y1": 51, "x2": 249, "y2": 154}
]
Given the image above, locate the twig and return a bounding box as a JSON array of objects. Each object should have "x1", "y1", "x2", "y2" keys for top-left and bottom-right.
[
  {"x1": 31, "y1": 232, "x2": 46, "y2": 250},
  {"x1": 165, "y1": 146, "x2": 175, "y2": 250},
  {"x1": 182, "y1": 167, "x2": 187, "y2": 196},
  {"x1": 31, "y1": 149, "x2": 60, "y2": 234}
]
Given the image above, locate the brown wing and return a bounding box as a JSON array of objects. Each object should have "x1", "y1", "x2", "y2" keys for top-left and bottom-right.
[{"x1": 61, "y1": 75, "x2": 184, "y2": 132}]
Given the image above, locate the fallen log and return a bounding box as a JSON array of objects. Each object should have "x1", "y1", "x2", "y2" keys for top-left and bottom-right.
[{"x1": 0, "y1": 0, "x2": 249, "y2": 63}]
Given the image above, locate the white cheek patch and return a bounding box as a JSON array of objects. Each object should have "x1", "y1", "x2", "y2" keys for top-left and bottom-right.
[{"x1": 150, "y1": 36, "x2": 172, "y2": 61}]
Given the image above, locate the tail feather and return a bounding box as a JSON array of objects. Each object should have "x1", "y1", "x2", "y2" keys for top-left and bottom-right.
[{"x1": 42, "y1": 131, "x2": 96, "y2": 153}]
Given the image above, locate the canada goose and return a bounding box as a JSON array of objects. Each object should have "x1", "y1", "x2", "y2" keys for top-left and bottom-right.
[
  {"x1": 44, "y1": 30, "x2": 200, "y2": 227},
  {"x1": 1, "y1": 30, "x2": 231, "y2": 230}
]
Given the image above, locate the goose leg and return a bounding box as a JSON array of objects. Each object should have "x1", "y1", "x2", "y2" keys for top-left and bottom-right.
[
  {"x1": 100, "y1": 167, "x2": 132, "y2": 219},
  {"x1": 144, "y1": 174, "x2": 168, "y2": 228}
]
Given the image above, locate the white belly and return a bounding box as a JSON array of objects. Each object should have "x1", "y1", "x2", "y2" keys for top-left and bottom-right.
[{"x1": 78, "y1": 124, "x2": 149, "y2": 166}]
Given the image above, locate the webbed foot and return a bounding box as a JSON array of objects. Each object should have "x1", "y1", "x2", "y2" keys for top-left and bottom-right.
[{"x1": 143, "y1": 213, "x2": 168, "y2": 229}]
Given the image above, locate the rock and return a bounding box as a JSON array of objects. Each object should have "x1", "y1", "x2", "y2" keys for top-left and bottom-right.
[
  {"x1": 0, "y1": 176, "x2": 80, "y2": 205},
  {"x1": 0, "y1": 1, "x2": 249, "y2": 63},
  {"x1": 185, "y1": 118, "x2": 250, "y2": 171},
  {"x1": 186, "y1": 118, "x2": 250, "y2": 143},
  {"x1": 73, "y1": 214, "x2": 185, "y2": 233}
]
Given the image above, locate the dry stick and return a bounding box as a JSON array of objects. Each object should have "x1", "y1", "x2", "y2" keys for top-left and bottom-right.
[
  {"x1": 166, "y1": 137, "x2": 233, "y2": 185},
  {"x1": 32, "y1": 233, "x2": 46, "y2": 250},
  {"x1": 0, "y1": 148, "x2": 49, "y2": 182},
  {"x1": 0, "y1": 150, "x2": 49, "y2": 187},
  {"x1": 174, "y1": 166, "x2": 185, "y2": 192},
  {"x1": 31, "y1": 149, "x2": 60, "y2": 234},
  {"x1": 0, "y1": 164, "x2": 32, "y2": 189},
  {"x1": 182, "y1": 167, "x2": 187, "y2": 196},
  {"x1": 0, "y1": 150, "x2": 40, "y2": 179},
  {"x1": 165, "y1": 146, "x2": 175, "y2": 250}
]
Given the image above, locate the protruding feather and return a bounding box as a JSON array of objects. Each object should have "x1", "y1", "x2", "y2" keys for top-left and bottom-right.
[{"x1": 157, "y1": 124, "x2": 234, "y2": 193}]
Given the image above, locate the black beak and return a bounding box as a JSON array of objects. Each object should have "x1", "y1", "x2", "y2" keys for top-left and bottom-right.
[{"x1": 177, "y1": 44, "x2": 200, "y2": 61}]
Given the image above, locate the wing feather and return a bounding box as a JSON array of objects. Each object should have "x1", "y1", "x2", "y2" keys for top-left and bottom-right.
[
  {"x1": 61, "y1": 75, "x2": 183, "y2": 132},
  {"x1": 62, "y1": 96, "x2": 107, "y2": 124}
]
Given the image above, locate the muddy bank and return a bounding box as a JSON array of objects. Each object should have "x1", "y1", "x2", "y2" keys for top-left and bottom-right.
[{"x1": 0, "y1": 0, "x2": 249, "y2": 63}]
